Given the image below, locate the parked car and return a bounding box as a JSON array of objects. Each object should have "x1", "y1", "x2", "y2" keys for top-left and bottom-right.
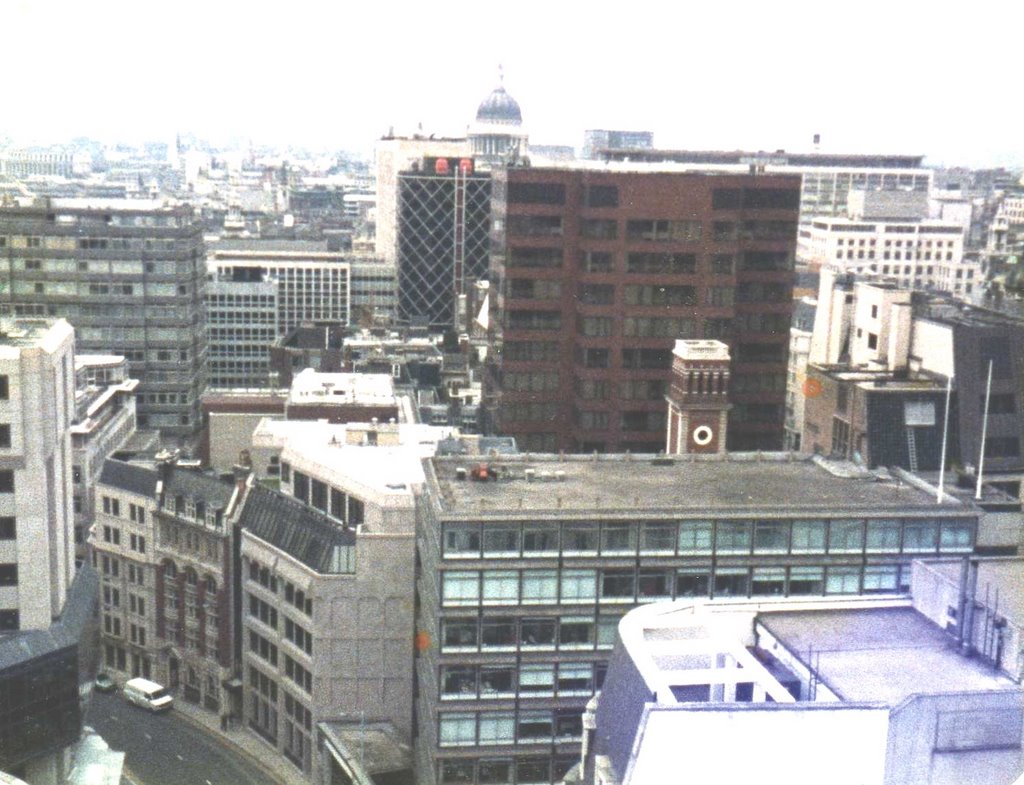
[
  {"x1": 123, "y1": 677, "x2": 173, "y2": 712},
  {"x1": 94, "y1": 672, "x2": 116, "y2": 693}
]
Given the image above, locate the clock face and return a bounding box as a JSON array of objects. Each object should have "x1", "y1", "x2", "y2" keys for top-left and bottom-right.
[{"x1": 692, "y1": 425, "x2": 714, "y2": 446}]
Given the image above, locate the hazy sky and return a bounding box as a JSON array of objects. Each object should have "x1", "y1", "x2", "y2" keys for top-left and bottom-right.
[{"x1": 3, "y1": 0, "x2": 1021, "y2": 167}]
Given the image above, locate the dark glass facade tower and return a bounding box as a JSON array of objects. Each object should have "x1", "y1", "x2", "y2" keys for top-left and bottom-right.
[{"x1": 397, "y1": 159, "x2": 491, "y2": 328}]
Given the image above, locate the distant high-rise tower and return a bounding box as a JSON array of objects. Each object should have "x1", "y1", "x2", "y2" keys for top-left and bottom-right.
[{"x1": 666, "y1": 340, "x2": 731, "y2": 455}]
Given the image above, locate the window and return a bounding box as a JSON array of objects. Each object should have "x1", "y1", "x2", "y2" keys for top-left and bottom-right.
[
  {"x1": 583, "y1": 184, "x2": 618, "y2": 208},
  {"x1": 0, "y1": 376, "x2": 7, "y2": 400},
  {"x1": 639, "y1": 522, "x2": 676, "y2": 554},
  {"x1": 443, "y1": 620, "x2": 478, "y2": 650},
  {"x1": 637, "y1": 570, "x2": 673, "y2": 599},
  {"x1": 626, "y1": 252, "x2": 696, "y2": 274},
  {"x1": 560, "y1": 569, "x2": 597, "y2": 602},
  {"x1": 600, "y1": 570, "x2": 635, "y2": 601},
  {"x1": 482, "y1": 526, "x2": 519, "y2": 557},
  {"x1": 678, "y1": 521, "x2": 712, "y2": 554},
  {"x1": 714, "y1": 569, "x2": 749, "y2": 597},
  {"x1": 439, "y1": 713, "x2": 476, "y2": 747},
  {"x1": 481, "y1": 619, "x2": 516, "y2": 649},
  {"x1": 865, "y1": 519, "x2": 900, "y2": 552},
  {"x1": 985, "y1": 437, "x2": 1020, "y2": 458},
  {"x1": 0, "y1": 517, "x2": 13, "y2": 540},
  {"x1": 716, "y1": 521, "x2": 751, "y2": 554},
  {"x1": 520, "y1": 618, "x2": 556, "y2": 648},
  {"x1": 522, "y1": 525, "x2": 558, "y2": 555},
  {"x1": 521, "y1": 570, "x2": 557, "y2": 604},
  {"x1": 0, "y1": 425, "x2": 10, "y2": 449},
  {"x1": 559, "y1": 617, "x2": 594, "y2": 648},
  {"x1": 562, "y1": 522, "x2": 599, "y2": 555},
  {"x1": 788, "y1": 566, "x2": 824, "y2": 595},
  {"x1": 508, "y1": 182, "x2": 565, "y2": 205},
  {"x1": 751, "y1": 568, "x2": 786, "y2": 596},
  {"x1": 580, "y1": 219, "x2": 617, "y2": 239},
  {"x1": 481, "y1": 570, "x2": 519, "y2": 605},
  {"x1": 828, "y1": 519, "x2": 863, "y2": 553},
  {"x1": 519, "y1": 664, "x2": 555, "y2": 695},
  {"x1": 862, "y1": 565, "x2": 899, "y2": 594},
  {"x1": 444, "y1": 526, "x2": 480, "y2": 557},
  {"x1": 753, "y1": 521, "x2": 788, "y2": 553},
  {"x1": 477, "y1": 713, "x2": 515, "y2": 745},
  {"x1": 580, "y1": 250, "x2": 612, "y2": 272},
  {"x1": 826, "y1": 566, "x2": 860, "y2": 594},
  {"x1": 0, "y1": 563, "x2": 18, "y2": 586},
  {"x1": 508, "y1": 247, "x2": 563, "y2": 268},
  {"x1": 0, "y1": 471, "x2": 13, "y2": 494},
  {"x1": 442, "y1": 571, "x2": 480, "y2": 605},
  {"x1": 940, "y1": 519, "x2": 973, "y2": 552},
  {"x1": 600, "y1": 523, "x2": 636, "y2": 555},
  {"x1": 903, "y1": 519, "x2": 937, "y2": 552}
]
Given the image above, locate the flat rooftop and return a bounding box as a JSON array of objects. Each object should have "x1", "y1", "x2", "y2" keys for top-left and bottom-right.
[
  {"x1": 288, "y1": 369, "x2": 396, "y2": 406},
  {"x1": 759, "y1": 606, "x2": 1010, "y2": 704},
  {"x1": 431, "y1": 454, "x2": 972, "y2": 518}
]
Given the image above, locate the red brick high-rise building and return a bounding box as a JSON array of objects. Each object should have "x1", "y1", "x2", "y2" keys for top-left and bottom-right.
[{"x1": 487, "y1": 167, "x2": 800, "y2": 452}]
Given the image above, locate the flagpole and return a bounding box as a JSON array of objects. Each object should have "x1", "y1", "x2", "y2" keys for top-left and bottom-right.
[
  {"x1": 975, "y1": 360, "x2": 994, "y2": 501},
  {"x1": 937, "y1": 374, "x2": 953, "y2": 503}
]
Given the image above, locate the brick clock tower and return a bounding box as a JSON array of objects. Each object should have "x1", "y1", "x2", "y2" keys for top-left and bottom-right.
[{"x1": 665, "y1": 340, "x2": 731, "y2": 455}]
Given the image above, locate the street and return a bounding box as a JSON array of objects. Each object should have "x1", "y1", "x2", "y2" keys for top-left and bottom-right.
[{"x1": 85, "y1": 691, "x2": 281, "y2": 785}]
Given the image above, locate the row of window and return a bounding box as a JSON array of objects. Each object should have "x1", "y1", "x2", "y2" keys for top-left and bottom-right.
[
  {"x1": 441, "y1": 661, "x2": 601, "y2": 700},
  {"x1": 439, "y1": 709, "x2": 584, "y2": 747},
  {"x1": 438, "y1": 755, "x2": 576, "y2": 785},
  {"x1": 440, "y1": 562, "x2": 914, "y2": 607},
  {"x1": 441, "y1": 517, "x2": 974, "y2": 559}
]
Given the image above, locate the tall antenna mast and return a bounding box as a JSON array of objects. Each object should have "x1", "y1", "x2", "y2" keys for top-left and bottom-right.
[
  {"x1": 975, "y1": 360, "x2": 994, "y2": 500},
  {"x1": 937, "y1": 374, "x2": 953, "y2": 503}
]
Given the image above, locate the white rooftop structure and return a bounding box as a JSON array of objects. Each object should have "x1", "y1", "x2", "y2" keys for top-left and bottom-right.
[{"x1": 287, "y1": 369, "x2": 396, "y2": 407}]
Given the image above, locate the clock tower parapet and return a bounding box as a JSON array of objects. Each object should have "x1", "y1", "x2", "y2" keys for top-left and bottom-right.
[{"x1": 665, "y1": 339, "x2": 731, "y2": 455}]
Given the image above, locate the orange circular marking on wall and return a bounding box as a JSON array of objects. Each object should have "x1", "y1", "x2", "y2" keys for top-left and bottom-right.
[
  {"x1": 414, "y1": 631, "x2": 431, "y2": 652},
  {"x1": 802, "y1": 378, "x2": 823, "y2": 398}
]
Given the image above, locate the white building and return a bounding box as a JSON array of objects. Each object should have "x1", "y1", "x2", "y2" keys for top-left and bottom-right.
[
  {"x1": 240, "y1": 419, "x2": 453, "y2": 779},
  {"x1": 578, "y1": 594, "x2": 1023, "y2": 785},
  {"x1": 71, "y1": 354, "x2": 142, "y2": 557},
  {"x1": 0, "y1": 318, "x2": 76, "y2": 632},
  {"x1": 802, "y1": 189, "x2": 978, "y2": 296},
  {"x1": 205, "y1": 279, "x2": 279, "y2": 390},
  {"x1": 208, "y1": 242, "x2": 351, "y2": 334}
]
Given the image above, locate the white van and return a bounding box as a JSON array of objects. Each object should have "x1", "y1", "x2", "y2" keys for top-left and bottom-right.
[{"x1": 123, "y1": 677, "x2": 174, "y2": 712}]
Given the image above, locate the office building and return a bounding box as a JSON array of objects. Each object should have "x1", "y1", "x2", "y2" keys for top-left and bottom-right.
[
  {"x1": 240, "y1": 419, "x2": 451, "y2": 779},
  {"x1": 397, "y1": 157, "x2": 491, "y2": 328},
  {"x1": 804, "y1": 274, "x2": 1024, "y2": 489},
  {"x1": 349, "y1": 257, "x2": 397, "y2": 326},
  {"x1": 0, "y1": 319, "x2": 99, "y2": 785},
  {"x1": 0, "y1": 199, "x2": 207, "y2": 437},
  {"x1": 579, "y1": 595, "x2": 1023, "y2": 785},
  {"x1": 375, "y1": 137, "x2": 471, "y2": 267},
  {"x1": 205, "y1": 279, "x2": 279, "y2": 390},
  {"x1": 415, "y1": 452, "x2": 980, "y2": 784},
  {"x1": 71, "y1": 354, "x2": 142, "y2": 556},
  {"x1": 581, "y1": 130, "x2": 653, "y2": 160},
  {"x1": 488, "y1": 167, "x2": 800, "y2": 452},
  {"x1": 208, "y1": 240, "x2": 351, "y2": 334},
  {"x1": 784, "y1": 298, "x2": 815, "y2": 451},
  {"x1": 594, "y1": 148, "x2": 931, "y2": 257},
  {"x1": 91, "y1": 455, "x2": 245, "y2": 719},
  {"x1": 802, "y1": 190, "x2": 977, "y2": 296},
  {"x1": 0, "y1": 318, "x2": 76, "y2": 632}
]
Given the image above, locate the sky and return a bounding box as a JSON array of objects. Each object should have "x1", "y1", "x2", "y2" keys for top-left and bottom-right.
[{"x1": 2, "y1": 0, "x2": 1022, "y2": 168}]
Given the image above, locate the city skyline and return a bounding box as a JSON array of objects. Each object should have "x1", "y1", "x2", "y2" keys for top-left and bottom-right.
[{"x1": 2, "y1": 0, "x2": 1022, "y2": 168}]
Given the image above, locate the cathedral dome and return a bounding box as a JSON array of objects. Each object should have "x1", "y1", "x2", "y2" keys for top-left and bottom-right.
[{"x1": 475, "y1": 85, "x2": 522, "y2": 125}]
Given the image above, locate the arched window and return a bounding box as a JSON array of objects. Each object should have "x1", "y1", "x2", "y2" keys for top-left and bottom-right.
[
  {"x1": 185, "y1": 568, "x2": 199, "y2": 586},
  {"x1": 204, "y1": 575, "x2": 217, "y2": 594},
  {"x1": 163, "y1": 560, "x2": 178, "y2": 579}
]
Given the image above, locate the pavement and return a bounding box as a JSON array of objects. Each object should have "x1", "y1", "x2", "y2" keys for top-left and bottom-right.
[{"x1": 170, "y1": 698, "x2": 310, "y2": 785}]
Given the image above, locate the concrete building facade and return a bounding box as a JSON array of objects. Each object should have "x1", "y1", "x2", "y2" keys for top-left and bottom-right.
[
  {"x1": 0, "y1": 319, "x2": 76, "y2": 632},
  {"x1": 71, "y1": 354, "x2": 140, "y2": 556},
  {"x1": 0, "y1": 200, "x2": 208, "y2": 436},
  {"x1": 414, "y1": 452, "x2": 980, "y2": 785}
]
